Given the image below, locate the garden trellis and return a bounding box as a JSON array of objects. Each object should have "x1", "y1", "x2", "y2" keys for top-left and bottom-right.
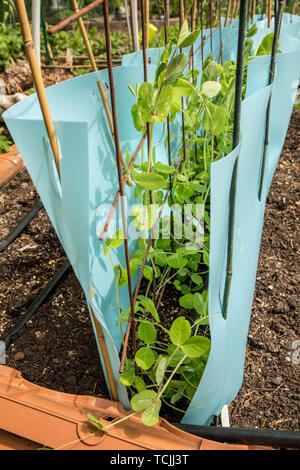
[{"x1": 3, "y1": 1, "x2": 300, "y2": 426}]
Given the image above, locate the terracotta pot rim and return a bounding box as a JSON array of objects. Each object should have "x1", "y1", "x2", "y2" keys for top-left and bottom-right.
[{"x1": 0, "y1": 365, "x2": 272, "y2": 451}]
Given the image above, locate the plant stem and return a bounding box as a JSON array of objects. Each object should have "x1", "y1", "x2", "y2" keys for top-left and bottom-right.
[
  {"x1": 109, "y1": 250, "x2": 124, "y2": 343},
  {"x1": 158, "y1": 354, "x2": 187, "y2": 399}
]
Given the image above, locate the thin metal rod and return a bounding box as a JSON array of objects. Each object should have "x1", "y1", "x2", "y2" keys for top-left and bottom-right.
[
  {"x1": 102, "y1": 0, "x2": 136, "y2": 364},
  {"x1": 222, "y1": 0, "x2": 248, "y2": 320},
  {"x1": 258, "y1": 0, "x2": 284, "y2": 201},
  {"x1": 141, "y1": 0, "x2": 157, "y2": 307},
  {"x1": 179, "y1": 0, "x2": 186, "y2": 163},
  {"x1": 164, "y1": 0, "x2": 174, "y2": 252},
  {"x1": 15, "y1": 0, "x2": 61, "y2": 180}
]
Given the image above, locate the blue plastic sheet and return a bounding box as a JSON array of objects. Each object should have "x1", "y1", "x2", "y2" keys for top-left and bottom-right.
[{"x1": 3, "y1": 15, "x2": 300, "y2": 425}]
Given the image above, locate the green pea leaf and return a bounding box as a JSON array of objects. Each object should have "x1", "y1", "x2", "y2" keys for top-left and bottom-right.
[
  {"x1": 87, "y1": 414, "x2": 107, "y2": 432},
  {"x1": 194, "y1": 292, "x2": 206, "y2": 315},
  {"x1": 201, "y1": 80, "x2": 221, "y2": 98},
  {"x1": 138, "y1": 296, "x2": 160, "y2": 323},
  {"x1": 131, "y1": 102, "x2": 145, "y2": 132},
  {"x1": 143, "y1": 266, "x2": 153, "y2": 281},
  {"x1": 179, "y1": 294, "x2": 195, "y2": 309},
  {"x1": 153, "y1": 161, "x2": 176, "y2": 175},
  {"x1": 138, "y1": 82, "x2": 155, "y2": 118},
  {"x1": 114, "y1": 264, "x2": 128, "y2": 287},
  {"x1": 167, "y1": 253, "x2": 188, "y2": 269},
  {"x1": 191, "y1": 274, "x2": 203, "y2": 287},
  {"x1": 131, "y1": 390, "x2": 157, "y2": 411},
  {"x1": 247, "y1": 22, "x2": 258, "y2": 38},
  {"x1": 165, "y1": 53, "x2": 187, "y2": 85},
  {"x1": 181, "y1": 336, "x2": 211, "y2": 358},
  {"x1": 203, "y1": 250, "x2": 209, "y2": 266},
  {"x1": 169, "y1": 316, "x2": 191, "y2": 346},
  {"x1": 134, "y1": 376, "x2": 146, "y2": 393},
  {"x1": 177, "y1": 20, "x2": 200, "y2": 48},
  {"x1": 174, "y1": 77, "x2": 195, "y2": 97},
  {"x1": 133, "y1": 172, "x2": 166, "y2": 191},
  {"x1": 180, "y1": 29, "x2": 201, "y2": 48},
  {"x1": 138, "y1": 321, "x2": 157, "y2": 345},
  {"x1": 201, "y1": 60, "x2": 219, "y2": 83},
  {"x1": 135, "y1": 347, "x2": 157, "y2": 370},
  {"x1": 141, "y1": 400, "x2": 161, "y2": 426},
  {"x1": 104, "y1": 229, "x2": 124, "y2": 254},
  {"x1": 156, "y1": 356, "x2": 167, "y2": 386},
  {"x1": 119, "y1": 366, "x2": 135, "y2": 387}
]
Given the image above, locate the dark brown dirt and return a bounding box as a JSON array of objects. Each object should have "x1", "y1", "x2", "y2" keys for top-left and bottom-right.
[
  {"x1": 0, "y1": 101, "x2": 299, "y2": 430},
  {"x1": 229, "y1": 107, "x2": 300, "y2": 431}
]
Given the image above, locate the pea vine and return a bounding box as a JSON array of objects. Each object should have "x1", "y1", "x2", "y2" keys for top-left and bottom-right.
[{"x1": 101, "y1": 21, "x2": 275, "y2": 426}]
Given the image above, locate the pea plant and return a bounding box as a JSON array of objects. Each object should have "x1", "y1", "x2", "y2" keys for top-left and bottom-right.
[{"x1": 101, "y1": 21, "x2": 274, "y2": 427}]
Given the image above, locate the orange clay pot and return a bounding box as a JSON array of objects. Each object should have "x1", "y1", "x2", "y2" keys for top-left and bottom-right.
[
  {"x1": 0, "y1": 365, "x2": 273, "y2": 451},
  {"x1": 0, "y1": 145, "x2": 24, "y2": 188}
]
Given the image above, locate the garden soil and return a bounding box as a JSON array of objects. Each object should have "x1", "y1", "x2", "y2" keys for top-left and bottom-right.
[{"x1": 0, "y1": 92, "x2": 299, "y2": 430}]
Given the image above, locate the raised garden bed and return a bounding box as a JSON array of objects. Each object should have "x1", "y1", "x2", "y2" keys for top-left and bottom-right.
[
  {"x1": 1, "y1": 2, "x2": 300, "y2": 449},
  {"x1": 0, "y1": 106, "x2": 299, "y2": 432}
]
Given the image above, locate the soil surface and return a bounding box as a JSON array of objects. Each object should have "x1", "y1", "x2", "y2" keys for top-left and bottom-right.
[{"x1": 0, "y1": 98, "x2": 299, "y2": 430}]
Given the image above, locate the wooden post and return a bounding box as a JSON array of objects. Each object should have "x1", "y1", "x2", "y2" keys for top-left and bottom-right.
[{"x1": 130, "y1": 0, "x2": 140, "y2": 51}]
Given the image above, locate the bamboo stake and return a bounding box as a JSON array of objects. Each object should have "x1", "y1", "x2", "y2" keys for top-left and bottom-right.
[
  {"x1": 200, "y1": 0, "x2": 204, "y2": 67},
  {"x1": 70, "y1": 0, "x2": 130, "y2": 185},
  {"x1": 252, "y1": 0, "x2": 256, "y2": 21},
  {"x1": 179, "y1": 0, "x2": 185, "y2": 26},
  {"x1": 224, "y1": 0, "x2": 232, "y2": 26},
  {"x1": 89, "y1": 287, "x2": 118, "y2": 401},
  {"x1": 209, "y1": 0, "x2": 213, "y2": 53},
  {"x1": 15, "y1": 0, "x2": 61, "y2": 180},
  {"x1": 230, "y1": 0, "x2": 237, "y2": 25},
  {"x1": 145, "y1": 0, "x2": 149, "y2": 48},
  {"x1": 267, "y1": 0, "x2": 272, "y2": 27},
  {"x1": 218, "y1": 0, "x2": 223, "y2": 64}
]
